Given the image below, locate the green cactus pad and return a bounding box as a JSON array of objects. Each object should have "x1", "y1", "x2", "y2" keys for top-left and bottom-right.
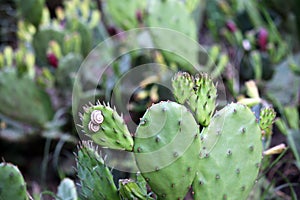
[
  {"x1": 146, "y1": 0, "x2": 197, "y2": 40},
  {"x1": 119, "y1": 179, "x2": 154, "y2": 200},
  {"x1": 188, "y1": 73, "x2": 217, "y2": 127},
  {"x1": 0, "y1": 162, "x2": 28, "y2": 200},
  {"x1": 172, "y1": 71, "x2": 194, "y2": 104},
  {"x1": 259, "y1": 108, "x2": 276, "y2": 136},
  {"x1": 146, "y1": 0, "x2": 198, "y2": 72},
  {"x1": 16, "y1": 0, "x2": 44, "y2": 28},
  {"x1": 134, "y1": 101, "x2": 201, "y2": 200},
  {"x1": 33, "y1": 28, "x2": 65, "y2": 65},
  {"x1": 81, "y1": 102, "x2": 134, "y2": 151},
  {"x1": 106, "y1": 0, "x2": 146, "y2": 30},
  {"x1": 76, "y1": 141, "x2": 119, "y2": 200},
  {"x1": 65, "y1": 19, "x2": 92, "y2": 57},
  {"x1": 193, "y1": 103, "x2": 263, "y2": 200},
  {"x1": 0, "y1": 69, "x2": 54, "y2": 127}
]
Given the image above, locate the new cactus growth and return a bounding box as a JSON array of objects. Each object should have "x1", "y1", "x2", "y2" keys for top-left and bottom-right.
[
  {"x1": 78, "y1": 71, "x2": 270, "y2": 199},
  {"x1": 76, "y1": 141, "x2": 119, "y2": 200},
  {"x1": 188, "y1": 73, "x2": 217, "y2": 127},
  {"x1": 81, "y1": 102, "x2": 134, "y2": 151},
  {"x1": 172, "y1": 71, "x2": 194, "y2": 104},
  {"x1": 0, "y1": 162, "x2": 28, "y2": 200},
  {"x1": 259, "y1": 108, "x2": 276, "y2": 137}
]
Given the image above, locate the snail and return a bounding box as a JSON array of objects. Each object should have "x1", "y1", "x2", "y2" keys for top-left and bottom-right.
[
  {"x1": 88, "y1": 121, "x2": 100, "y2": 132},
  {"x1": 90, "y1": 110, "x2": 104, "y2": 124}
]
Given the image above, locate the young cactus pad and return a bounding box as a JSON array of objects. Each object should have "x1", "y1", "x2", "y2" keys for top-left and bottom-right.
[
  {"x1": 187, "y1": 73, "x2": 217, "y2": 127},
  {"x1": 134, "y1": 101, "x2": 201, "y2": 200},
  {"x1": 193, "y1": 103, "x2": 263, "y2": 200},
  {"x1": 81, "y1": 102, "x2": 134, "y2": 151},
  {"x1": 172, "y1": 71, "x2": 194, "y2": 104},
  {"x1": 0, "y1": 162, "x2": 28, "y2": 200},
  {"x1": 76, "y1": 141, "x2": 119, "y2": 200}
]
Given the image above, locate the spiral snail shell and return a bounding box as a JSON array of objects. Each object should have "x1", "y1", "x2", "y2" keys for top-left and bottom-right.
[
  {"x1": 90, "y1": 110, "x2": 104, "y2": 124},
  {"x1": 88, "y1": 121, "x2": 100, "y2": 132}
]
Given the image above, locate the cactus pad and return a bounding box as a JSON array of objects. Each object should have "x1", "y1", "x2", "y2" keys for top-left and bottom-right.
[
  {"x1": 134, "y1": 101, "x2": 201, "y2": 200},
  {"x1": 81, "y1": 102, "x2": 134, "y2": 151},
  {"x1": 0, "y1": 162, "x2": 28, "y2": 200},
  {"x1": 106, "y1": 0, "x2": 146, "y2": 30},
  {"x1": 76, "y1": 141, "x2": 119, "y2": 200},
  {"x1": 193, "y1": 103, "x2": 263, "y2": 199},
  {"x1": 0, "y1": 69, "x2": 54, "y2": 127}
]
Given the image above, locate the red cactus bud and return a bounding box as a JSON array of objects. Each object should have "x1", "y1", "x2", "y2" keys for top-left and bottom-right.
[
  {"x1": 107, "y1": 25, "x2": 118, "y2": 36},
  {"x1": 226, "y1": 20, "x2": 237, "y2": 32},
  {"x1": 47, "y1": 53, "x2": 58, "y2": 68},
  {"x1": 136, "y1": 10, "x2": 143, "y2": 24},
  {"x1": 257, "y1": 28, "x2": 268, "y2": 51}
]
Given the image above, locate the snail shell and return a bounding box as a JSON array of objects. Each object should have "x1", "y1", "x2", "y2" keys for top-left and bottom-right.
[
  {"x1": 88, "y1": 121, "x2": 100, "y2": 132},
  {"x1": 90, "y1": 110, "x2": 104, "y2": 124}
]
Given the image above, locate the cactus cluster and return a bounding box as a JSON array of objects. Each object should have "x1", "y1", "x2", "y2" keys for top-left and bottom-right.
[{"x1": 78, "y1": 71, "x2": 275, "y2": 199}]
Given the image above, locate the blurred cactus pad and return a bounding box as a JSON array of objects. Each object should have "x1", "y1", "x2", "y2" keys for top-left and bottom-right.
[{"x1": 78, "y1": 72, "x2": 273, "y2": 200}]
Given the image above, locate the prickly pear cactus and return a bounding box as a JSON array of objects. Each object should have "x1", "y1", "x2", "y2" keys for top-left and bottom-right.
[
  {"x1": 33, "y1": 28, "x2": 65, "y2": 65},
  {"x1": 56, "y1": 53, "x2": 83, "y2": 92},
  {"x1": 146, "y1": 0, "x2": 198, "y2": 72},
  {"x1": 119, "y1": 179, "x2": 153, "y2": 200},
  {"x1": 56, "y1": 178, "x2": 78, "y2": 200},
  {"x1": 134, "y1": 101, "x2": 201, "y2": 200},
  {"x1": 0, "y1": 162, "x2": 28, "y2": 200},
  {"x1": 65, "y1": 20, "x2": 92, "y2": 57},
  {"x1": 172, "y1": 72, "x2": 217, "y2": 127},
  {"x1": 188, "y1": 73, "x2": 217, "y2": 127},
  {"x1": 146, "y1": 0, "x2": 197, "y2": 40},
  {"x1": 171, "y1": 71, "x2": 194, "y2": 104},
  {"x1": 16, "y1": 0, "x2": 44, "y2": 28},
  {"x1": 259, "y1": 108, "x2": 276, "y2": 137},
  {"x1": 76, "y1": 141, "x2": 119, "y2": 200},
  {"x1": 0, "y1": 69, "x2": 54, "y2": 127},
  {"x1": 81, "y1": 102, "x2": 134, "y2": 151},
  {"x1": 106, "y1": 0, "x2": 147, "y2": 30},
  {"x1": 193, "y1": 103, "x2": 263, "y2": 200}
]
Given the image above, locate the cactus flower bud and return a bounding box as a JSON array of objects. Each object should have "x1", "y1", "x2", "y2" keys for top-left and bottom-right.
[
  {"x1": 226, "y1": 20, "x2": 237, "y2": 32},
  {"x1": 47, "y1": 53, "x2": 58, "y2": 68},
  {"x1": 136, "y1": 10, "x2": 143, "y2": 24},
  {"x1": 257, "y1": 28, "x2": 268, "y2": 51}
]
